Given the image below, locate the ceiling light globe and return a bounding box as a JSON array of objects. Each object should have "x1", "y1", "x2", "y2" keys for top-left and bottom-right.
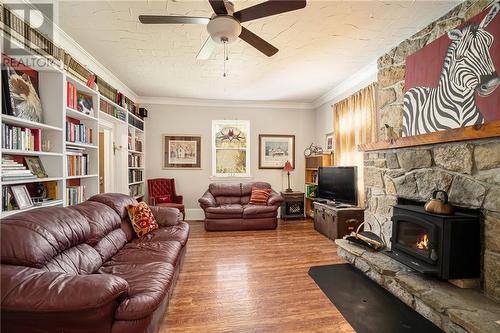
[{"x1": 207, "y1": 15, "x2": 241, "y2": 44}]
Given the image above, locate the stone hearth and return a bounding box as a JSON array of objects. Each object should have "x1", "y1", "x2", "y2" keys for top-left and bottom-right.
[
  {"x1": 366, "y1": 0, "x2": 500, "y2": 302},
  {"x1": 336, "y1": 239, "x2": 500, "y2": 333}
]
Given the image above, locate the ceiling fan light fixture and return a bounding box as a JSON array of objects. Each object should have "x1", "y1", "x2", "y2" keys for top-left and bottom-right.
[{"x1": 207, "y1": 15, "x2": 241, "y2": 44}]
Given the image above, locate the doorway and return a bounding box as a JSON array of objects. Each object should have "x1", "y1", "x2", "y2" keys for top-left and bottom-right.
[{"x1": 99, "y1": 121, "x2": 114, "y2": 193}]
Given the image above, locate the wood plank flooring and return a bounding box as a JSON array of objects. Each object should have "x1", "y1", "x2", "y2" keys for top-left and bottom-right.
[{"x1": 160, "y1": 220, "x2": 354, "y2": 333}]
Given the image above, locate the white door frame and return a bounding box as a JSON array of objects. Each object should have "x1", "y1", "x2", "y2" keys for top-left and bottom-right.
[{"x1": 99, "y1": 120, "x2": 114, "y2": 193}]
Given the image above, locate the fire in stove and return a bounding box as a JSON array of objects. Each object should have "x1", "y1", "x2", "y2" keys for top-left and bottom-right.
[{"x1": 416, "y1": 234, "x2": 429, "y2": 250}]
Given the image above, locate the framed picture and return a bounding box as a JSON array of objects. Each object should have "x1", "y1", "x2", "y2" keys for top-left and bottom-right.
[
  {"x1": 1, "y1": 55, "x2": 43, "y2": 122},
  {"x1": 24, "y1": 156, "x2": 47, "y2": 178},
  {"x1": 77, "y1": 92, "x2": 94, "y2": 116},
  {"x1": 212, "y1": 120, "x2": 250, "y2": 177},
  {"x1": 259, "y1": 134, "x2": 295, "y2": 169},
  {"x1": 402, "y1": 4, "x2": 499, "y2": 139},
  {"x1": 325, "y1": 132, "x2": 334, "y2": 152},
  {"x1": 162, "y1": 135, "x2": 201, "y2": 169},
  {"x1": 10, "y1": 185, "x2": 34, "y2": 209}
]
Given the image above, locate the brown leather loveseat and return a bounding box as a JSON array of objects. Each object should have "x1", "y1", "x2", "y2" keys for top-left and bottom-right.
[
  {"x1": 0, "y1": 193, "x2": 189, "y2": 333},
  {"x1": 199, "y1": 182, "x2": 283, "y2": 231}
]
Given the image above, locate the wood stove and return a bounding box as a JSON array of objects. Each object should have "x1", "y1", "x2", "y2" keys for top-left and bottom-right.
[{"x1": 387, "y1": 204, "x2": 480, "y2": 279}]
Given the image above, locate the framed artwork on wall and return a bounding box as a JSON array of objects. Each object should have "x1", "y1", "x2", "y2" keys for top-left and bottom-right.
[
  {"x1": 162, "y1": 135, "x2": 201, "y2": 169},
  {"x1": 325, "y1": 132, "x2": 334, "y2": 152},
  {"x1": 258, "y1": 134, "x2": 295, "y2": 169},
  {"x1": 402, "y1": 3, "x2": 499, "y2": 139},
  {"x1": 212, "y1": 120, "x2": 250, "y2": 177}
]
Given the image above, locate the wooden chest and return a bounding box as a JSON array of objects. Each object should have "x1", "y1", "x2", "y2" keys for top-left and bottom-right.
[{"x1": 313, "y1": 202, "x2": 364, "y2": 240}]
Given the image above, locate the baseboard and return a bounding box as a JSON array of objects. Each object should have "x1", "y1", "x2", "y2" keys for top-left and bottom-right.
[{"x1": 185, "y1": 208, "x2": 205, "y2": 221}]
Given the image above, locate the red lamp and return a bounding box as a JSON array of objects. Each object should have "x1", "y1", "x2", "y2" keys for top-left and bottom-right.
[{"x1": 283, "y1": 161, "x2": 294, "y2": 192}]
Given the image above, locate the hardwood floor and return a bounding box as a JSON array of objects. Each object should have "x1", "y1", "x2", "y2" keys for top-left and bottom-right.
[{"x1": 160, "y1": 220, "x2": 354, "y2": 333}]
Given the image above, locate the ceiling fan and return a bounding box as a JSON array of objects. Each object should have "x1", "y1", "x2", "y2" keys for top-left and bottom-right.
[{"x1": 139, "y1": 0, "x2": 307, "y2": 59}]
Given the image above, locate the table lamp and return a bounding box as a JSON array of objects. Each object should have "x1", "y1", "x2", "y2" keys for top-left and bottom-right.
[{"x1": 283, "y1": 161, "x2": 294, "y2": 192}]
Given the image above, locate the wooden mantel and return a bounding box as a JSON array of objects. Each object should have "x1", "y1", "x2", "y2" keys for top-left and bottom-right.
[{"x1": 358, "y1": 121, "x2": 500, "y2": 152}]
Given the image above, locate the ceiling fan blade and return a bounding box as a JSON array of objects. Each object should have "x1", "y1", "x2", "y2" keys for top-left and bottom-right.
[
  {"x1": 234, "y1": 0, "x2": 306, "y2": 23},
  {"x1": 208, "y1": 0, "x2": 228, "y2": 15},
  {"x1": 239, "y1": 27, "x2": 278, "y2": 57},
  {"x1": 197, "y1": 37, "x2": 217, "y2": 60},
  {"x1": 139, "y1": 15, "x2": 210, "y2": 25}
]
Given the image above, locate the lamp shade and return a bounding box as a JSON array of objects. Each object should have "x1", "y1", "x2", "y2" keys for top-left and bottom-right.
[{"x1": 283, "y1": 161, "x2": 294, "y2": 172}]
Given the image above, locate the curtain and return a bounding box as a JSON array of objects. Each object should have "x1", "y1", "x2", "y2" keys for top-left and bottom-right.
[{"x1": 334, "y1": 83, "x2": 377, "y2": 207}]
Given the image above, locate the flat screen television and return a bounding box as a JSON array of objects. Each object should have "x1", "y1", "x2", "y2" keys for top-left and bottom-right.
[{"x1": 317, "y1": 166, "x2": 357, "y2": 205}]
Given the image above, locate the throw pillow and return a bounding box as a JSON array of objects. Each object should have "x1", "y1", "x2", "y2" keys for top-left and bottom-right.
[
  {"x1": 249, "y1": 187, "x2": 272, "y2": 205},
  {"x1": 127, "y1": 202, "x2": 159, "y2": 237},
  {"x1": 156, "y1": 195, "x2": 172, "y2": 204}
]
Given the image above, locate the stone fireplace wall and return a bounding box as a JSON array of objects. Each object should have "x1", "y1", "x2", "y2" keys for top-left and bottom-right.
[{"x1": 363, "y1": 0, "x2": 500, "y2": 302}]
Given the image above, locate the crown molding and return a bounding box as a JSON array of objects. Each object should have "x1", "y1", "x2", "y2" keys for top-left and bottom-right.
[
  {"x1": 311, "y1": 61, "x2": 378, "y2": 109},
  {"x1": 138, "y1": 96, "x2": 315, "y2": 110}
]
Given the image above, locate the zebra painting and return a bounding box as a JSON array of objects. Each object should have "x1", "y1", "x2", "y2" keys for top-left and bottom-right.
[{"x1": 403, "y1": 2, "x2": 500, "y2": 137}]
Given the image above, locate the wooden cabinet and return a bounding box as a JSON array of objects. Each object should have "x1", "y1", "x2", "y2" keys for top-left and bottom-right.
[
  {"x1": 280, "y1": 191, "x2": 305, "y2": 220},
  {"x1": 313, "y1": 202, "x2": 364, "y2": 240},
  {"x1": 304, "y1": 153, "x2": 333, "y2": 218}
]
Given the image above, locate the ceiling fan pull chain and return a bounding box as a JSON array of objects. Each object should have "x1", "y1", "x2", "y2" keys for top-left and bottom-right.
[{"x1": 223, "y1": 40, "x2": 227, "y2": 77}]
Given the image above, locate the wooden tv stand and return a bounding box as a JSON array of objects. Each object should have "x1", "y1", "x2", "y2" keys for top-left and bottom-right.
[{"x1": 313, "y1": 202, "x2": 364, "y2": 240}]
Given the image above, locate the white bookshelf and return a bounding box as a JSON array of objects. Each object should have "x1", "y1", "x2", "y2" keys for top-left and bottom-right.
[
  {"x1": 1, "y1": 49, "x2": 146, "y2": 218},
  {"x1": 127, "y1": 111, "x2": 145, "y2": 200}
]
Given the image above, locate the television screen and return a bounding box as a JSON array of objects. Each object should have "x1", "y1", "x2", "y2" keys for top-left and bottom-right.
[{"x1": 317, "y1": 166, "x2": 357, "y2": 205}]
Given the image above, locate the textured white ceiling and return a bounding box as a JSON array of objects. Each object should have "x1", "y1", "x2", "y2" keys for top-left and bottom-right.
[{"x1": 57, "y1": 0, "x2": 459, "y2": 102}]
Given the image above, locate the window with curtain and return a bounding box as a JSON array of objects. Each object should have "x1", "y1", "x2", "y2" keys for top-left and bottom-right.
[{"x1": 334, "y1": 83, "x2": 377, "y2": 207}]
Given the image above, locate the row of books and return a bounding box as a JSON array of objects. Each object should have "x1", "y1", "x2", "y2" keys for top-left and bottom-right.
[
  {"x1": 66, "y1": 81, "x2": 79, "y2": 110},
  {"x1": 66, "y1": 120, "x2": 93, "y2": 145},
  {"x1": 128, "y1": 170, "x2": 143, "y2": 183},
  {"x1": 2, "y1": 186, "x2": 15, "y2": 211},
  {"x1": 66, "y1": 154, "x2": 89, "y2": 177},
  {"x1": 100, "y1": 99, "x2": 126, "y2": 122},
  {"x1": 66, "y1": 185, "x2": 86, "y2": 206},
  {"x1": 128, "y1": 154, "x2": 142, "y2": 168},
  {"x1": 129, "y1": 183, "x2": 143, "y2": 197},
  {"x1": 128, "y1": 137, "x2": 143, "y2": 152},
  {"x1": 128, "y1": 116, "x2": 144, "y2": 131},
  {"x1": 1, "y1": 124, "x2": 42, "y2": 151},
  {"x1": 1, "y1": 158, "x2": 36, "y2": 182}
]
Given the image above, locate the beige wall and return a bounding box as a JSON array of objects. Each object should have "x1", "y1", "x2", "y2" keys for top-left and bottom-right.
[{"x1": 144, "y1": 103, "x2": 315, "y2": 220}]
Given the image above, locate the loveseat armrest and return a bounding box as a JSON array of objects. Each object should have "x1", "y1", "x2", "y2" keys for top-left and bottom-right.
[
  {"x1": 198, "y1": 190, "x2": 216, "y2": 209},
  {"x1": 268, "y1": 191, "x2": 284, "y2": 206},
  {"x1": 1, "y1": 265, "x2": 128, "y2": 313},
  {"x1": 150, "y1": 206, "x2": 182, "y2": 226}
]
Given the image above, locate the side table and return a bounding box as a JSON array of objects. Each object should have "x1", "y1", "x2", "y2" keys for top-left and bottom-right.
[{"x1": 280, "y1": 191, "x2": 305, "y2": 220}]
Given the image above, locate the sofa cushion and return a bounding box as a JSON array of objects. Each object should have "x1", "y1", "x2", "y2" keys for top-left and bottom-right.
[
  {"x1": 241, "y1": 182, "x2": 271, "y2": 196},
  {"x1": 133, "y1": 222, "x2": 190, "y2": 246},
  {"x1": 0, "y1": 207, "x2": 91, "y2": 269},
  {"x1": 99, "y1": 262, "x2": 175, "y2": 321},
  {"x1": 243, "y1": 204, "x2": 278, "y2": 219},
  {"x1": 105, "y1": 240, "x2": 182, "y2": 267},
  {"x1": 209, "y1": 182, "x2": 242, "y2": 197},
  {"x1": 205, "y1": 204, "x2": 243, "y2": 219},
  {"x1": 89, "y1": 193, "x2": 138, "y2": 220},
  {"x1": 127, "y1": 202, "x2": 159, "y2": 237}
]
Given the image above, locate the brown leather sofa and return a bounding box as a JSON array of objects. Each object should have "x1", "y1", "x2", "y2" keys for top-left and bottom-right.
[
  {"x1": 0, "y1": 193, "x2": 189, "y2": 333},
  {"x1": 199, "y1": 182, "x2": 284, "y2": 231}
]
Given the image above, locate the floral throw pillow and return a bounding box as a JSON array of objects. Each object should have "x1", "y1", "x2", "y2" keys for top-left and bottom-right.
[{"x1": 127, "y1": 202, "x2": 159, "y2": 237}]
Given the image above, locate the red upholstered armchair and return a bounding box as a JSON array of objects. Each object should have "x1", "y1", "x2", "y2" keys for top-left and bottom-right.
[{"x1": 148, "y1": 178, "x2": 185, "y2": 220}]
